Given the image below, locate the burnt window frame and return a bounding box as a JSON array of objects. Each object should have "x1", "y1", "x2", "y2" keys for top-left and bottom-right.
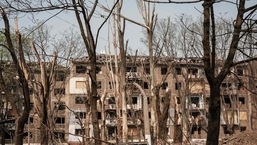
[
  {"x1": 96, "y1": 66, "x2": 101, "y2": 74},
  {"x1": 54, "y1": 102, "x2": 66, "y2": 110},
  {"x1": 75, "y1": 96, "x2": 87, "y2": 104},
  {"x1": 53, "y1": 131, "x2": 65, "y2": 140},
  {"x1": 75, "y1": 129, "x2": 85, "y2": 135},
  {"x1": 76, "y1": 65, "x2": 87, "y2": 74},
  {"x1": 98, "y1": 112, "x2": 102, "y2": 119},
  {"x1": 162, "y1": 82, "x2": 168, "y2": 90},
  {"x1": 175, "y1": 82, "x2": 182, "y2": 90},
  {"x1": 54, "y1": 88, "x2": 65, "y2": 95},
  {"x1": 108, "y1": 97, "x2": 116, "y2": 104},
  {"x1": 175, "y1": 67, "x2": 182, "y2": 75},
  {"x1": 55, "y1": 72, "x2": 65, "y2": 81},
  {"x1": 237, "y1": 68, "x2": 244, "y2": 76},
  {"x1": 161, "y1": 67, "x2": 168, "y2": 75},
  {"x1": 126, "y1": 66, "x2": 137, "y2": 72},
  {"x1": 132, "y1": 97, "x2": 138, "y2": 104},
  {"x1": 75, "y1": 111, "x2": 86, "y2": 119},
  {"x1": 143, "y1": 82, "x2": 149, "y2": 89},
  {"x1": 54, "y1": 117, "x2": 65, "y2": 124},
  {"x1": 144, "y1": 67, "x2": 150, "y2": 74},
  {"x1": 239, "y1": 97, "x2": 245, "y2": 104},
  {"x1": 97, "y1": 81, "x2": 102, "y2": 89}
]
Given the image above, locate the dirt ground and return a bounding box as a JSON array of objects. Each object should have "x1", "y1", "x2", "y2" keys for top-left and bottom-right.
[{"x1": 219, "y1": 131, "x2": 257, "y2": 145}]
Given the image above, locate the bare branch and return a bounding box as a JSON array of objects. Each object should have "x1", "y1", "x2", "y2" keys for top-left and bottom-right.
[
  {"x1": 232, "y1": 57, "x2": 257, "y2": 66},
  {"x1": 98, "y1": 3, "x2": 148, "y2": 29},
  {"x1": 244, "y1": 4, "x2": 257, "y2": 13},
  {"x1": 95, "y1": 0, "x2": 120, "y2": 47},
  {"x1": 143, "y1": 0, "x2": 202, "y2": 4}
]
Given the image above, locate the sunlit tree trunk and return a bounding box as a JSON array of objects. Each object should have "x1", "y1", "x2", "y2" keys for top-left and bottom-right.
[{"x1": 2, "y1": 11, "x2": 31, "y2": 145}]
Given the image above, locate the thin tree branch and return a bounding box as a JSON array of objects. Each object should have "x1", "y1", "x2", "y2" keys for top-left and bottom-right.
[
  {"x1": 95, "y1": 0, "x2": 120, "y2": 47},
  {"x1": 143, "y1": 0, "x2": 202, "y2": 4}
]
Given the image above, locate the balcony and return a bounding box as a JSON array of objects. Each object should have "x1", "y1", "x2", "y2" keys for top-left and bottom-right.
[
  {"x1": 127, "y1": 104, "x2": 141, "y2": 110},
  {"x1": 106, "y1": 118, "x2": 117, "y2": 127},
  {"x1": 126, "y1": 72, "x2": 141, "y2": 79},
  {"x1": 107, "y1": 104, "x2": 116, "y2": 110}
]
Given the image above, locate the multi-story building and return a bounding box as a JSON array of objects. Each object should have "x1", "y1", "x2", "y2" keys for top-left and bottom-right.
[
  {"x1": 65, "y1": 54, "x2": 253, "y2": 144},
  {"x1": 0, "y1": 55, "x2": 254, "y2": 144},
  {"x1": 0, "y1": 62, "x2": 68, "y2": 144}
]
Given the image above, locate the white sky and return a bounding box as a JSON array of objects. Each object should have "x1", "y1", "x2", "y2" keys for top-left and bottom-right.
[{"x1": 1, "y1": 0, "x2": 256, "y2": 56}]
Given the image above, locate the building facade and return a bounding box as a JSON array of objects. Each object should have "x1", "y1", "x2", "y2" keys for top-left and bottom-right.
[{"x1": 0, "y1": 55, "x2": 255, "y2": 144}]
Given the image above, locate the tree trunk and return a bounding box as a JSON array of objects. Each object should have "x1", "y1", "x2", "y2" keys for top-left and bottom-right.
[
  {"x1": 40, "y1": 97, "x2": 48, "y2": 145},
  {"x1": 14, "y1": 111, "x2": 29, "y2": 145},
  {"x1": 116, "y1": 1, "x2": 128, "y2": 142},
  {"x1": 101, "y1": 102, "x2": 106, "y2": 145},
  {"x1": 206, "y1": 84, "x2": 221, "y2": 145},
  {"x1": 1, "y1": 124, "x2": 6, "y2": 145},
  {"x1": 85, "y1": 104, "x2": 91, "y2": 144},
  {"x1": 148, "y1": 28, "x2": 158, "y2": 144},
  {"x1": 100, "y1": 91, "x2": 107, "y2": 145},
  {"x1": 158, "y1": 90, "x2": 171, "y2": 142},
  {"x1": 91, "y1": 97, "x2": 100, "y2": 143},
  {"x1": 173, "y1": 109, "x2": 182, "y2": 143}
]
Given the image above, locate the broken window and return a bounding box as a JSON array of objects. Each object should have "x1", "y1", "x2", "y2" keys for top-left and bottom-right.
[
  {"x1": 221, "y1": 82, "x2": 232, "y2": 89},
  {"x1": 76, "y1": 65, "x2": 87, "y2": 74},
  {"x1": 144, "y1": 82, "x2": 149, "y2": 89},
  {"x1": 132, "y1": 97, "x2": 138, "y2": 104},
  {"x1": 237, "y1": 68, "x2": 244, "y2": 76},
  {"x1": 162, "y1": 82, "x2": 168, "y2": 90},
  {"x1": 75, "y1": 112, "x2": 86, "y2": 119},
  {"x1": 26, "y1": 117, "x2": 34, "y2": 124},
  {"x1": 175, "y1": 67, "x2": 182, "y2": 75},
  {"x1": 176, "y1": 97, "x2": 181, "y2": 104},
  {"x1": 175, "y1": 82, "x2": 182, "y2": 90},
  {"x1": 126, "y1": 66, "x2": 137, "y2": 72},
  {"x1": 239, "y1": 97, "x2": 245, "y2": 104},
  {"x1": 144, "y1": 67, "x2": 150, "y2": 74},
  {"x1": 97, "y1": 81, "x2": 102, "y2": 89},
  {"x1": 55, "y1": 72, "x2": 65, "y2": 81},
  {"x1": 54, "y1": 131, "x2": 65, "y2": 140},
  {"x1": 55, "y1": 117, "x2": 65, "y2": 124},
  {"x1": 109, "y1": 82, "x2": 116, "y2": 89},
  {"x1": 191, "y1": 126, "x2": 197, "y2": 134},
  {"x1": 54, "y1": 88, "x2": 65, "y2": 95},
  {"x1": 5, "y1": 130, "x2": 15, "y2": 139},
  {"x1": 108, "y1": 97, "x2": 116, "y2": 104},
  {"x1": 224, "y1": 95, "x2": 232, "y2": 108},
  {"x1": 75, "y1": 129, "x2": 85, "y2": 136},
  {"x1": 96, "y1": 66, "x2": 101, "y2": 74},
  {"x1": 191, "y1": 96, "x2": 200, "y2": 108},
  {"x1": 98, "y1": 112, "x2": 101, "y2": 119},
  {"x1": 75, "y1": 96, "x2": 87, "y2": 104},
  {"x1": 161, "y1": 67, "x2": 168, "y2": 75},
  {"x1": 54, "y1": 102, "x2": 66, "y2": 110}
]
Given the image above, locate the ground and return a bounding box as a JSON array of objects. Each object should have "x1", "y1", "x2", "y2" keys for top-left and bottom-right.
[{"x1": 219, "y1": 131, "x2": 257, "y2": 145}]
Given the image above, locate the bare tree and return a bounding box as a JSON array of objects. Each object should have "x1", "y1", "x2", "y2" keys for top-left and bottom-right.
[
  {"x1": 202, "y1": 1, "x2": 257, "y2": 145},
  {"x1": 1, "y1": 10, "x2": 31, "y2": 145},
  {"x1": 115, "y1": 0, "x2": 130, "y2": 142},
  {"x1": 143, "y1": 1, "x2": 257, "y2": 145},
  {"x1": 30, "y1": 41, "x2": 57, "y2": 145},
  {"x1": 137, "y1": 1, "x2": 158, "y2": 144}
]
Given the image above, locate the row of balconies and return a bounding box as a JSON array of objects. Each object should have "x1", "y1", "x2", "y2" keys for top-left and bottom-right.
[{"x1": 105, "y1": 118, "x2": 142, "y2": 127}]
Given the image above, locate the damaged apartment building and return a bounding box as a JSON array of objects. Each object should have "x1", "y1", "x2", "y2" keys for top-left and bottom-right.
[
  {"x1": 65, "y1": 54, "x2": 255, "y2": 144},
  {"x1": 1, "y1": 54, "x2": 257, "y2": 144}
]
